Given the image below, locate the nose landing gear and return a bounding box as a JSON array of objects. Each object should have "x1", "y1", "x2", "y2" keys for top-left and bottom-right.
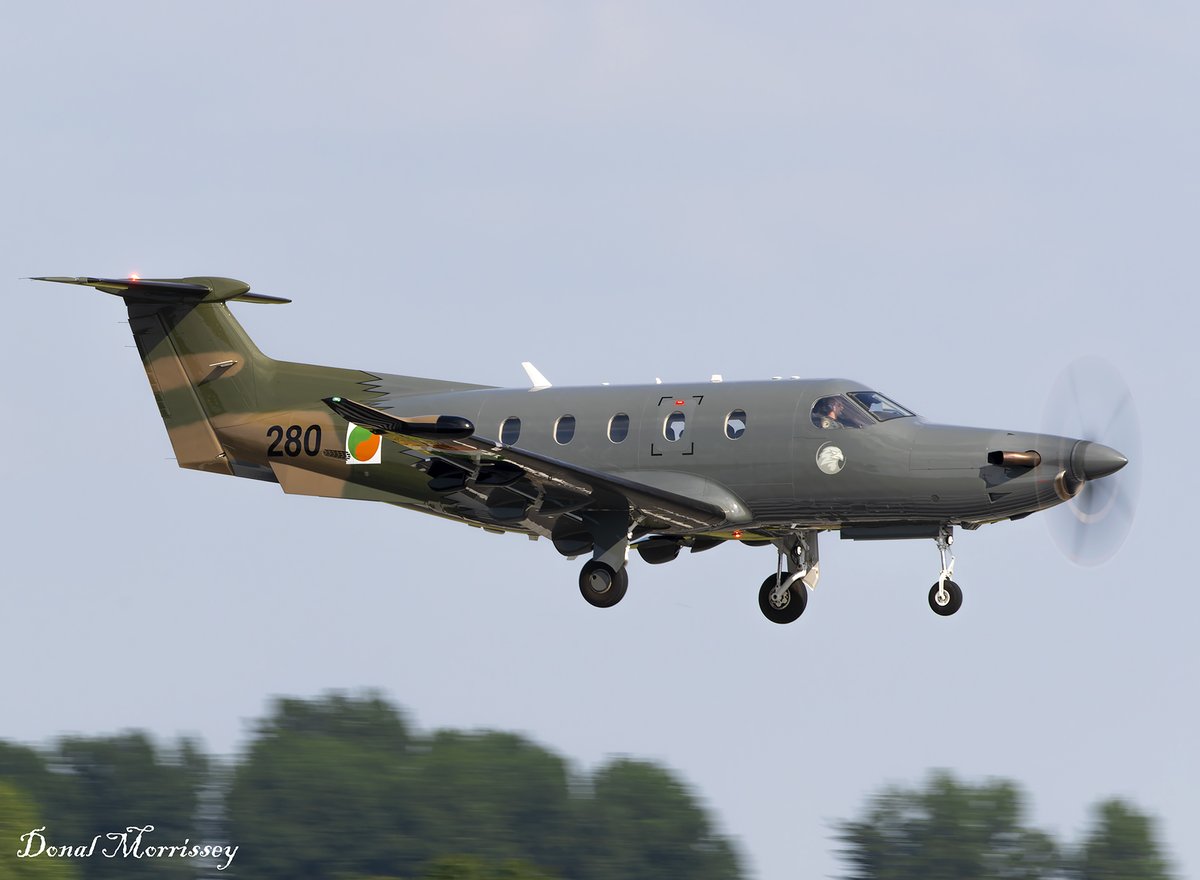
[{"x1": 928, "y1": 527, "x2": 963, "y2": 616}]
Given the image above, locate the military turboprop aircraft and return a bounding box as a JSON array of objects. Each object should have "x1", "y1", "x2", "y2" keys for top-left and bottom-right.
[{"x1": 35, "y1": 274, "x2": 1136, "y2": 623}]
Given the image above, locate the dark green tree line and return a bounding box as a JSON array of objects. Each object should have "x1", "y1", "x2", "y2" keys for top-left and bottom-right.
[
  {"x1": 225, "y1": 692, "x2": 741, "y2": 880},
  {"x1": 1, "y1": 697, "x2": 1179, "y2": 880},
  {"x1": 835, "y1": 770, "x2": 1175, "y2": 880},
  {"x1": 0, "y1": 734, "x2": 205, "y2": 880}
]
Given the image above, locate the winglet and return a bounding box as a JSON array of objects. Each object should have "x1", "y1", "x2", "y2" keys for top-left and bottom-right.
[{"x1": 521, "y1": 362, "x2": 552, "y2": 390}]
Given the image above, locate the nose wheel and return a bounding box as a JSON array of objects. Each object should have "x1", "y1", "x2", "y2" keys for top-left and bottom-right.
[
  {"x1": 579, "y1": 560, "x2": 629, "y2": 608},
  {"x1": 928, "y1": 579, "x2": 963, "y2": 616}
]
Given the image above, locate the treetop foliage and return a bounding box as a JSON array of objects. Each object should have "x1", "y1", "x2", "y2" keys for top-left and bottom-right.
[{"x1": 835, "y1": 770, "x2": 1175, "y2": 880}]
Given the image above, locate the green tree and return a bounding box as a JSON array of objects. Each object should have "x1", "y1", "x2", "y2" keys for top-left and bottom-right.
[
  {"x1": 226, "y1": 693, "x2": 745, "y2": 880},
  {"x1": 0, "y1": 781, "x2": 80, "y2": 880},
  {"x1": 1074, "y1": 799, "x2": 1173, "y2": 880},
  {"x1": 227, "y1": 691, "x2": 420, "y2": 880},
  {"x1": 51, "y1": 733, "x2": 208, "y2": 880},
  {"x1": 835, "y1": 770, "x2": 1064, "y2": 880},
  {"x1": 409, "y1": 731, "x2": 573, "y2": 872},
  {"x1": 571, "y1": 758, "x2": 742, "y2": 880},
  {"x1": 0, "y1": 743, "x2": 87, "y2": 843}
]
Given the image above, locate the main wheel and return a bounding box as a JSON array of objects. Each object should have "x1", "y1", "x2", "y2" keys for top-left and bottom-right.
[
  {"x1": 928, "y1": 580, "x2": 963, "y2": 616},
  {"x1": 758, "y1": 573, "x2": 807, "y2": 624},
  {"x1": 579, "y1": 560, "x2": 629, "y2": 608}
]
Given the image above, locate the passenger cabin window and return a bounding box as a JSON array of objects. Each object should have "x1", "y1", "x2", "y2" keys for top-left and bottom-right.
[
  {"x1": 500, "y1": 417, "x2": 521, "y2": 445},
  {"x1": 725, "y1": 409, "x2": 747, "y2": 439},
  {"x1": 608, "y1": 413, "x2": 630, "y2": 443},
  {"x1": 847, "y1": 391, "x2": 915, "y2": 422},
  {"x1": 664, "y1": 411, "x2": 686, "y2": 442},
  {"x1": 811, "y1": 395, "x2": 872, "y2": 429},
  {"x1": 554, "y1": 415, "x2": 576, "y2": 445}
]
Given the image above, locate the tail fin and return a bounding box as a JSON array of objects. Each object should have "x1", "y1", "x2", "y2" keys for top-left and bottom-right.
[
  {"x1": 34, "y1": 275, "x2": 287, "y2": 475},
  {"x1": 35, "y1": 274, "x2": 485, "y2": 479}
]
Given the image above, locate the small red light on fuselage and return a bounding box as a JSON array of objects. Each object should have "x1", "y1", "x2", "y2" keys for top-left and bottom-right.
[{"x1": 674, "y1": 399, "x2": 685, "y2": 406}]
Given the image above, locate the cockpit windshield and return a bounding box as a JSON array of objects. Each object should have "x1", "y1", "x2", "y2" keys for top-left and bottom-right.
[
  {"x1": 847, "y1": 391, "x2": 915, "y2": 422},
  {"x1": 811, "y1": 391, "x2": 916, "y2": 429}
]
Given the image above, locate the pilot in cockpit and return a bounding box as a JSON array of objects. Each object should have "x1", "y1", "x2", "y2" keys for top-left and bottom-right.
[{"x1": 818, "y1": 396, "x2": 847, "y2": 429}]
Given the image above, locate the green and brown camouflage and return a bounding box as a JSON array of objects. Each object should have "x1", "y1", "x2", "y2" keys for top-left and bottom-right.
[{"x1": 35, "y1": 275, "x2": 492, "y2": 507}]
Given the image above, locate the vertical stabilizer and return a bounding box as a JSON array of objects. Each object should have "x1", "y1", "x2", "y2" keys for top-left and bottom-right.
[{"x1": 35, "y1": 275, "x2": 280, "y2": 474}]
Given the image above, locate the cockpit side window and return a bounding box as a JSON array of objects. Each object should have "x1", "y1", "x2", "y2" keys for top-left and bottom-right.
[
  {"x1": 847, "y1": 391, "x2": 915, "y2": 422},
  {"x1": 811, "y1": 395, "x2": 872, "y2": 429}
]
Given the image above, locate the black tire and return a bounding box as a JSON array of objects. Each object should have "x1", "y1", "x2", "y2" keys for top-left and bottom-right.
[
  {"x1": 758, "y1": 573, "x2": 807, "y2": 624},
  {"x1": 579, "y1": 561, "x2": 629, "y2": 608},
  {"x1": 928, "y1": 580, "x2": 963, "y2": 616}
]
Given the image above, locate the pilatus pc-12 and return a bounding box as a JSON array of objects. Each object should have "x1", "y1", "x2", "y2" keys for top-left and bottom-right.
[{"x1": 36, "y1": 275, "x2": 1137, "y2": 623}]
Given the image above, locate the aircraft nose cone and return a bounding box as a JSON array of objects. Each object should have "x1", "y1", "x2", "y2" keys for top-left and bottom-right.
[{"x1": 1078, "y1": 442, "x2": 1128, "y2": 480}]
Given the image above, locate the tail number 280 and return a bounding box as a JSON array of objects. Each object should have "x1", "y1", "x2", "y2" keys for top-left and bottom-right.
[{"x1": 266, "y1": 424, "x2": 322, "y2": 457}]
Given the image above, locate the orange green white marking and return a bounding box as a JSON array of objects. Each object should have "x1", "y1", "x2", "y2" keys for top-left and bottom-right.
[{"x1": 346, "y1": 423, "x2": 382, "y2": 464}]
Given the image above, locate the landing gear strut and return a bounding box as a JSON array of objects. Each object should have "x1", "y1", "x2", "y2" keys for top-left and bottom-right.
[
  {"x1": 928, "y1": 527, "x2": 963, "y2": 616},
  {"x1": 758, "y1": 531, "x2": 819, "y2": 624}
]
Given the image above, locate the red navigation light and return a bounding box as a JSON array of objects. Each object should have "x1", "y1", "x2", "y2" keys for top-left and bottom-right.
[{"x1": 674, "y1": 399, "x2": 685, "y2": 406}]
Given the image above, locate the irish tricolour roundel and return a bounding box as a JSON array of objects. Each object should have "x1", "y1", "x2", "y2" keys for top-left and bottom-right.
[{"x1": 346, "y1": 422, "x2": 382, "y2": 464}]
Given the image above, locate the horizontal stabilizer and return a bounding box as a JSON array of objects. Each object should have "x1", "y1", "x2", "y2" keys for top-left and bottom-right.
[
  {"x1": 323, "y1": 396, "x2": 475, "y2": 440},
  {"x1": 30, "y1": 275, "x2": 290, "y2": 304}
]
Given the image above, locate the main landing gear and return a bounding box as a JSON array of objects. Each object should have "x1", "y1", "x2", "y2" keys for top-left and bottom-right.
[
  {"x1": 928, "y1": 527, "x2": 963, "y2": 616},
  {"x1": 758, "y1": 531, "x2": 819, "y2": 624},
  {"x1": 571, "y1": 513, "x2": 635, "y2": 609}
]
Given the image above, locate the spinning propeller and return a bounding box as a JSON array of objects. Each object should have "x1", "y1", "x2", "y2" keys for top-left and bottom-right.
[{"x1": 1042, "y1": 357, "x2": 1141, "y2": 566}]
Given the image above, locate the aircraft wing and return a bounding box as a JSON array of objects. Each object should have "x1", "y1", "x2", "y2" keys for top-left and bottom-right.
[{"x1": 323, "y1": 396, "x2": 731, "y2": 532}]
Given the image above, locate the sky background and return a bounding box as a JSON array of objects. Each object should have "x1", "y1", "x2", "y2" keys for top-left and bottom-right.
[{"x1": 2, "y1": 3, "x2": 1196, "y2": 878}]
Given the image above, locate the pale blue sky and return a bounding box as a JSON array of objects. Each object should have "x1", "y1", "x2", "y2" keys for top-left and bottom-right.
[{"x1": 2, "y1": 3, "x2": 1196, "y2": 878}]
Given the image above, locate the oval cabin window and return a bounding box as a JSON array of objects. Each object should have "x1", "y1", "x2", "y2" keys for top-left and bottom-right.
[
  {"x1": 500, "y1": 417, "x2": 521, "y2": 445},
  {"x1": 664, "y1": 411, "x2": 686, "y2": 442},
  {"x1": 725, "y1": 409, "x2": 747, "y2": 439},
  {"x1": 554, "y1": 415, "x2": 576, "y2": 445},
  {"x1": 608, "y1": 413, "x2": 630, "y2": 443}
]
